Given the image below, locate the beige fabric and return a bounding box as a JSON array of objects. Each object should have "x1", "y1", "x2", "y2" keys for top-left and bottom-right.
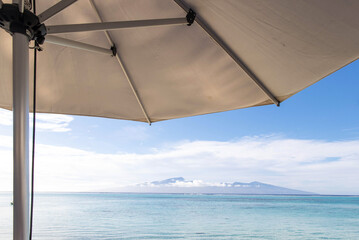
[{"x1": 1, "y1": 0, "x2": 358, "y2": 122}]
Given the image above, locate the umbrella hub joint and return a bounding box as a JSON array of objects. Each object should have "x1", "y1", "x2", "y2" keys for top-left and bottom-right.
[
  {"x1": 0, "y1": 3, "x2": 47, "y2": 45},
  {"x1": 186, "y1": 9, "x2": 196, "y2": 26}
]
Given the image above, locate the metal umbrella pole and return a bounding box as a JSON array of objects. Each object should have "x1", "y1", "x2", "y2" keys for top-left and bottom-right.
[
  {"x1": 12, "y1": 1, "x2": 30, "y2": 239},
  {"x1": 13, "y1": 31, "x2": 30, "y2": 240}
]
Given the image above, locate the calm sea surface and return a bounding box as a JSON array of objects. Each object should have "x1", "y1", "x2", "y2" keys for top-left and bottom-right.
[{"x1": 1, "y1": 193, "x2": 359, "y2": 239}]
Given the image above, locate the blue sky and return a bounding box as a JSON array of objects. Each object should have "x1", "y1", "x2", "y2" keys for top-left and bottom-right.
[{"x1": 0, "y1": 60, "x2": 359, "y2": 194}]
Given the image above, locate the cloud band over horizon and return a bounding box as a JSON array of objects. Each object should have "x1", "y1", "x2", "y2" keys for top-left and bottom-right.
[{"x1": 0, "y1": 134, "x2": 358, "y2": 194}]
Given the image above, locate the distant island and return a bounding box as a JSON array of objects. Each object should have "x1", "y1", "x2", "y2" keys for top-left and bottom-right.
[{"x1": 106, "y1": 177, "x2": 314, "y2": 195}]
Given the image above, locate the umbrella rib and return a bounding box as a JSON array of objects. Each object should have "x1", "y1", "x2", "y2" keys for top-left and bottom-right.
[
  {"x1": 88, "y1": 0, "x2": 152, "y2": 125},
  {"x1": 46, "y1": 18, "x2": 188, "y2": 34},
  {"x1": 38, "y1": 0, "x2": 77, "y2": 23},
  {"x1": 173, "y1": 0, "x2": 280, "y2": 106},
  {"x1": 45, "y1": 35, "x2": 114, "y2": 56}
]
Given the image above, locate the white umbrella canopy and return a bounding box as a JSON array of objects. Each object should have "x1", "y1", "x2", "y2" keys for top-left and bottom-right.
[{"x1": 1, "y1": 0, "x2": 358, "y2": 123}]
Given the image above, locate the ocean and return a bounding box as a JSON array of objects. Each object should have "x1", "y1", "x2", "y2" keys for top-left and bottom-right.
[{"x1": 1, "y1": 193, "x2": 359, "y2": 239}]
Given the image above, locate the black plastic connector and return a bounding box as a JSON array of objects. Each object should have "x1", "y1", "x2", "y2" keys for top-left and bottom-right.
[
  {"x1": 186, "y1": 8, "x2": 196, "y2": 26},
  {"x1": 110, "y1": 44, "x2": 117, "y2": 57},
  {"x1": 0, "y1": 3, "x2": 46, "y2": 45}
]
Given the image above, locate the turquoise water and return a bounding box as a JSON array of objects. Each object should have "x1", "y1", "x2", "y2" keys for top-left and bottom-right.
[{"x1": 1, "y1": 193, "x2": 359, "y2": 239}]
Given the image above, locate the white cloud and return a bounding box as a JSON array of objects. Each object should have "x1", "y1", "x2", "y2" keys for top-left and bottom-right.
[
  {"x1": 0, "y1": 109, "x2": 73, "y2": 132},
  {"x1": 0, "y1": 109, "x2": 12, "y2": 126},
  {"x1": 35, "y1": 114, "x2": 73, "y2": 132},
  {"x1": 139, "y1": 179, "x2": 227, "y2": 188},
  {"x1": 0, "y1": 135, "x2": 12, "y2": 148},
  {"x1": 0, "y1": 134, "x2": 358, "y2": 194}
]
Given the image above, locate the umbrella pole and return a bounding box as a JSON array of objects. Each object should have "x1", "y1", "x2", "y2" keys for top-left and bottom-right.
[{"x1": 13, "y1": 32, "x2": 30, "y2": 240}]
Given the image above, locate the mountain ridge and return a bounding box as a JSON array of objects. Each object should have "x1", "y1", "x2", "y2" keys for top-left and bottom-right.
[{"x1": 107, "y1": 177, "x2": 315, "y2": 195}]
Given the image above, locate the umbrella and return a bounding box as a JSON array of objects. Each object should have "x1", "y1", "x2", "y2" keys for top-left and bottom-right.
[{"x1": 1, "y1": 0, "x2": 359, "y2": 239}]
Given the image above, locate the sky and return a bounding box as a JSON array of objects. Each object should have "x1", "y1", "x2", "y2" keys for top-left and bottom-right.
[{"x1": 0, "y1": 60, "x2": 359, "y2": 195}]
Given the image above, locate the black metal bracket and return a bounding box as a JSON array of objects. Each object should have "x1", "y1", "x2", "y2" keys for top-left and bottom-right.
[
  {"x1": 110, "y1": 44, "x2": 117, "y2": 57},
  {"x1": 186, "y1": 8, "x2": 196, "y2": 26},
  {"x1": 0, "y1": 3, "x2": 47, "y2": 45}
]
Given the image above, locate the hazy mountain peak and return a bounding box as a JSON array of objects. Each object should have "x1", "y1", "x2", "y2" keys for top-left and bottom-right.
[{"x1": 250, "y1": 181, "x2": 263, "y2": 185}]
